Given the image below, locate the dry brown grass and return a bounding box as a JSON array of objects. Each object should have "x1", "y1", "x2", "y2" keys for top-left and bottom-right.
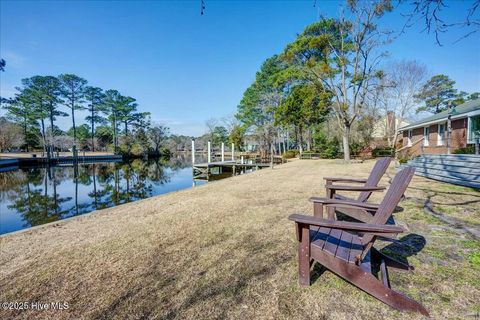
[{"x1": 0, "y1": 159, "x2": 479, "y2": 319}]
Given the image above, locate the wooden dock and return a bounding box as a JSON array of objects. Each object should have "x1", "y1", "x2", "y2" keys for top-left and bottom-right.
[
  {"x1": 0, "y1": 155, "x2": 123, "y2": 169},
  {"x1": 192, "y1": 160, "x2": 271, "y2": 181},
  {"x1": 193, "y1": 161, "x2": 271, "y2": 168}
]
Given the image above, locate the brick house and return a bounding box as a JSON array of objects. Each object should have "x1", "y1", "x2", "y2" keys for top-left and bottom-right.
[{"x1": 398, "y1": 99, "x2": 480, "y2": 156}]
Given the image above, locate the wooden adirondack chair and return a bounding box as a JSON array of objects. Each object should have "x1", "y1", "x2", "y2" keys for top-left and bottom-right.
[
  {"x1": 289, "y1": 167, "x2": 429, "y2": 316},
  {"x1": 310, "y1": 157, "x2": 392, "y2": 221}
]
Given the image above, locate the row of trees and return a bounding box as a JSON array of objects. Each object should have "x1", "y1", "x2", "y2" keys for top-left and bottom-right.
[
  {"x1": 0, "y1": 158, "x2": 189, "y2": 229},
  {"x1": 234, "y1": 1, "x2": 479, "y2": 161},
  {"x1": 1, "y1": 74, "x2": 170, "y2": 156}
]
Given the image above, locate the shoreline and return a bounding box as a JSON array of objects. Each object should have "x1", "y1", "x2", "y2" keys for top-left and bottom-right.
[
  {"x1": 0, "y1": 159, "x2": 271, "y2": 237},
  {"x1": 1, "y1": 159, "x2": 479, "y2": 319}
]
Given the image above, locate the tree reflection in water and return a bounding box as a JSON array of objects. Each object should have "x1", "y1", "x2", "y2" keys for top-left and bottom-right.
[{"x1": 0, "y1": 158, "x2": 180, "y2": 234}]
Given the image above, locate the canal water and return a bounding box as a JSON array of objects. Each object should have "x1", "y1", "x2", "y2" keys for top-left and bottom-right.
[{"x1": 0, "y1": 155, "x2": 236, "y2": 235}]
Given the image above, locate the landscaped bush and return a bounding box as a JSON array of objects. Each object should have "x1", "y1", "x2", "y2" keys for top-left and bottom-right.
[
  {"x1": 395, "y1": 149, "x2": 413, "y2": 163},
  {"x1": 312, "y1": 129, "x2": 341, "y2": 159},
  {"x1": 372, "y1": 147, "x2": 395, "y2": 157},
  {"x1": 283, "y1": 149, "x2": 300, "y2": 159},
  {"x1": 349, "y1": 141, "x2": 365, "y2": 157},
  {"x1": 358, "y1": 146, "x2": 373, "y2": 159},
  {"x1": 453, "y1": 145, "x2": 475, "y2": 154},
  {"x1": 319, "y1": 145, "x2": 340, "y2": 159}
]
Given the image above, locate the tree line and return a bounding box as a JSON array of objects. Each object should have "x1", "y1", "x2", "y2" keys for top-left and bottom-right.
[
  {"x1": 234, "y1": 1, "x2": 479, "y2": 161},
  {"x1": 1, "y1": 74, "x2": 170, "y2": 157}
]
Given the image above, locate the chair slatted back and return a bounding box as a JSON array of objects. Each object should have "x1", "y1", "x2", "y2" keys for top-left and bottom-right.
[
  {"x1": 357, "y1": 157, "x2": 392, "y2": 203},
  {"x1": 359, "y1": 167, "x2": 415, "y2": 253}
]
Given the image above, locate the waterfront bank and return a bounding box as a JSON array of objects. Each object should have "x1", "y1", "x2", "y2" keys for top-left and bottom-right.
[{"x1": 1, "y1": 160, "x2": 479, "y2": 319}]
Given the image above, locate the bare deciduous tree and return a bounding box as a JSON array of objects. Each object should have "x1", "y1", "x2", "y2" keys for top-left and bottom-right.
[
  {"x1": 205, "y1": 118, "x2": 219, "y2": 143},
  {"x1": 0, "y1": 119, "x2": 25, "y2": 151},
  {"x1": 402, "y1": 0, "x2": 480, "y2": 45},
  {"x1": 379, "y1": 60, "x2": 427, "y2": 147}
]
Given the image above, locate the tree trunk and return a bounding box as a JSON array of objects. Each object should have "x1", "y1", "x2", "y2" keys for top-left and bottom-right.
[
  {"x1": 298, "y1": 126, "x2": 304, "y2": 153},
  {"x1": 113, "y1": 116, "x2": 117, "y2": 154},
  {"x1": 306, "y1": 128, "x2": 312, "y2": 151},
  {"x1": 49, "y1": 107, "x2": 55, "y2": 154},
  {"x1": 342, "y1": 122, "x2": 351, "y2": 161},
  {"x1": 71, "y1": 107, "x2": 77, "y2": 148},
  {"x1": 41, "y1": 119, "x2": 48, "y2": 160},
  {"x1": 294, "y1": 127, "x2": 299, "y2": 151},
  {"x1": 91, "y1": 109, "x2": 95, "y2": 152},
  {"x1": 23, "y1": 117, "x2": 29, "y2": 152}
]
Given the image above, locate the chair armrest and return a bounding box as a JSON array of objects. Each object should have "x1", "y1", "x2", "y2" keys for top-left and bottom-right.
[
  {"x1": 288, "y1": 214, "x2": 404, "y2": 234},
  {"x1": 324, "y1": 177, "x2": 367, "y2": 184},
  {"x1": 325, "y1": 185, "x2": 386, "y2": 192},
  {"x1": 324, "y1": 203, "x2": 378, "y2": 212},
  {"x1": 309, "y1": 197, "x2": 379, "y2": 210}
]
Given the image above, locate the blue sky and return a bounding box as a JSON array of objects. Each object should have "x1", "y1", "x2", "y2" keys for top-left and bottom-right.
[{"x1": 1, "y1": 0, "x2": 479, "y2": 136}]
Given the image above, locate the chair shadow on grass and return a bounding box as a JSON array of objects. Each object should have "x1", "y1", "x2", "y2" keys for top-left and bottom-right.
[
  {"x1": 310, "y1": 204, "x2": 427, "y2": 284},
  {"x1": 310, "y1": 234, "x2": 427, "y2": 284},
  {"x1": 378, "y1": 233, "x2": 427, "y2": 266}
]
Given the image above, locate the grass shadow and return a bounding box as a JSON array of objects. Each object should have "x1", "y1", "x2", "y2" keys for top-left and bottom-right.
[{"x1": 379, "y1": 233, "x2": 427, "y2": 266}]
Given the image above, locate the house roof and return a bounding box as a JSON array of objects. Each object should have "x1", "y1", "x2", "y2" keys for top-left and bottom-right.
[{"x1": 399, "y1": 99, "x2": 480, "y2": 131}]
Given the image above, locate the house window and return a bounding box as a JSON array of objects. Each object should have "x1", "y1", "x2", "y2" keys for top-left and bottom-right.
[
  {"x1": 468, "y1": 115, "x2": 480, "y2": 143},
  {"x1": 407, "y1": 130, "x2": 412, "y2": 146},
  {"x1": 437, "y1": 123, "x2": 446, "y2": 146},
  {"x1": 423, "y1": 127, "x2": 430, "y2": 146}
]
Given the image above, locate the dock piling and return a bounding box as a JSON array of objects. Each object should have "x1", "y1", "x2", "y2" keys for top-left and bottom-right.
[
  {"x1": 207, "y1": 141, "x2": 211, "y2": 164},
  {"x1": 221, "y1": 142, "x2": 225, "y2": 162},
  {"x1": 231, "y1": 143, "x2": 235, "y2": 161},
  {"x1": 192, "y1": 139, "x2": 195, "y2": 165}
]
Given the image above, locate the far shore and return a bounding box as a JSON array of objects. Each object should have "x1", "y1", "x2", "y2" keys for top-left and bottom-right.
[
  {"x1": 0, "y1": 151, "x2": 116, "y2": 159},
  {"x1": 0, "y1": 159, "x2": 479, "y2": 319}
]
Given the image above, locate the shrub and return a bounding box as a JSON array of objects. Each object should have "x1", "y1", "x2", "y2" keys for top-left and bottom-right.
[
  {"x1": 319, "y1": 145, "x2": 340, "y2": 159},
  {"x1": 312, "y1": 129, "x2": 341, "y2": 159},
  {"x1": 358, "y1": 146, "x2": 373, "y2": 160},
  {"x1": 283, "y1": 149, "x2": 300, "y2": 159},
  {"x1": 349, "y1": 141, "x2": 365, "y2": 157},
  {"x1": 372, "y1": 147, "x2": 395, "y2": 157},
  {"x1": 453, "y1": 145, "x2": 475, "y2": 154}
]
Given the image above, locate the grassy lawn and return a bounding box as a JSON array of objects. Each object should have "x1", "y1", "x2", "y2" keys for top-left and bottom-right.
[{"x1": 0, "y1": 159, "x2": 479, "y2": 319}]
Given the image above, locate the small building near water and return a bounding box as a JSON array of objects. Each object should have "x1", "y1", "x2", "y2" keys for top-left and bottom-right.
[{"x1": 399, "y1": 99, "x2": 480, "y2": 156}]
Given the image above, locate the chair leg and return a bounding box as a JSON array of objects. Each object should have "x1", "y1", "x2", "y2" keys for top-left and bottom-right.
[{"x1": 298, "y1": 226, "x2": 311, "y2": 286}]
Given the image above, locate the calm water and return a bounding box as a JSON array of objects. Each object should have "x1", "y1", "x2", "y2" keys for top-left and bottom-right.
[{"x1": 0, "y1": 155, "x2": 215, "y2": 235}]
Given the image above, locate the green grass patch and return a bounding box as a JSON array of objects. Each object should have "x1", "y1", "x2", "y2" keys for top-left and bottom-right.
[
  {"x1": 468, "y1": 252, "x2": 480, "y2": 268},
  {"x1": 460, "y1": 240, "x2": 480, "y2": 250}
]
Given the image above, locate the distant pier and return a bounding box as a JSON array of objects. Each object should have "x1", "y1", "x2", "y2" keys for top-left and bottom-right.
[
  {"x1": 0, "y1": 154, "x2": 123, "y2": 172},
  {"x1": 190, "y1": 140, "x2": 284, "y2": 182},
  {"x1": 192, "y1": 160, "x2": 271, "y2": 181}
]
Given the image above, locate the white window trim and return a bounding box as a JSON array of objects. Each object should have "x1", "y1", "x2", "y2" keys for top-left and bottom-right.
[
  {"x1": 468, "y1": 115, "x2": 480, "y2": 144},
  {"x1": 407, "y1": 129, "x2": 412, "y2": 147},
  {"x1": 437, "y1": 123, "x2": 445, "y2": 146},
  {"x1": 423, "y1": 127, "x2": 430, "y2": 146},
  {"x1": 467, "y1": 116, "x2": 471, "y2": 143}
]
